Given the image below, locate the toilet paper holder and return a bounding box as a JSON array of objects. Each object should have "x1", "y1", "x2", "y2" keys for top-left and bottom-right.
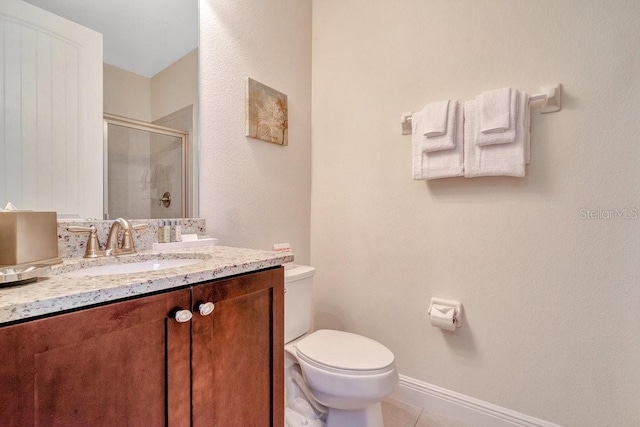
[{"x1": 428, "y1": 297, "x2": 463, "y2": 329}]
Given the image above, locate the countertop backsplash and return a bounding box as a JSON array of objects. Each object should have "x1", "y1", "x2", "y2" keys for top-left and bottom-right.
[{"x1": 58, "y1": 218, "x2": 207, "y2": 258}]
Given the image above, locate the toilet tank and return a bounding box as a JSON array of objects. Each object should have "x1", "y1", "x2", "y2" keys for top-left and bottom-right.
[{"x1": 284, "y1": 264, "x2": 315, "y2": 343}]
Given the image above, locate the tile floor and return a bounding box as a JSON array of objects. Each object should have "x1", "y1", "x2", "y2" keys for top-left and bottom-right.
[{"x1": 382, "y1": 397, "x2": 469, "y2": 427}]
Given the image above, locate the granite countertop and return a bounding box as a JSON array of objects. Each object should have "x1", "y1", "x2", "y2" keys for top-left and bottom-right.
[{"x1": 0, "y1": 245, "x2": 294, "y2": 325}]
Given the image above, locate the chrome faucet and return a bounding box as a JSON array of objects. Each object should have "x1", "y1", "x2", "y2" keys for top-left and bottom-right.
[{"x1": 68, "y1": 218, "x2": 149, "y2": 258}]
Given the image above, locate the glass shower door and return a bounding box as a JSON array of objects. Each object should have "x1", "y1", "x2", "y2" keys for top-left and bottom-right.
[{"x1": 104, "y1": 115, "x2": 188, "y2": 219}]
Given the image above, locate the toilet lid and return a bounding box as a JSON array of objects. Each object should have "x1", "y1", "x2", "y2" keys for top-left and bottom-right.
[{"x1": 295, "y1": 329, "x2": 395, "y2": 372}]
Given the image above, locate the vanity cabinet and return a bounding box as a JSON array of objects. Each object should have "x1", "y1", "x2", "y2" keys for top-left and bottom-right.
[
  {"x1": 0, "y1": 267, "x2": 284, "y2": 426},
  {"x1": 191, "y1": 267, "x2": 284, "y2": 426}
]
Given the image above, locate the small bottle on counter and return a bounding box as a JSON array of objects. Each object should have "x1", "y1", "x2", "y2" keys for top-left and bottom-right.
[
  {"x1": 157, "y1": 221, "x2": 164, "y2": 243},
  {"x1": 169, "y1": 220, "x2": 177, "y2": 242},
  {"x1": 158, "y1": 220, "x2": 170, "y2": 243},
  {"x1": 174, "y1": 220, "x2": 182, "y2": 242},
  {"x1": 163, "y1": 221, "x2": 171, "y2": 243}
]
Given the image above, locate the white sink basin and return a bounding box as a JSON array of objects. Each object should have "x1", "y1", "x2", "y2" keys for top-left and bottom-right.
[{"x1": 63, "y1": 258, "x2": 203, "y2": 277}]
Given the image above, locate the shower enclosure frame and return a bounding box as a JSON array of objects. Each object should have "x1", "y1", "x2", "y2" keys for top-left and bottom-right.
[{"x1": 103, "y1": 114, "x2": 190, "y2": 220}]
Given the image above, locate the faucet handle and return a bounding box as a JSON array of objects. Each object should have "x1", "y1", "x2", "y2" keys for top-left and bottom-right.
[
  {"x1": 67, "y1": 225, "x2": 104, "y2": 258},
  {"x1": 132, "y1": 224, "x2": 149, "y2": 232},
  {"x1": 67, "y1": 225, "x2": 94, "y2": 233},
  {"x1": 120, "y1": 223, "x2": 149, "y2": 253}
]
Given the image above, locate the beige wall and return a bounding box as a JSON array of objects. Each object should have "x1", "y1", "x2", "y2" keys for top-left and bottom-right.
[
  {"x1": 198, "y1": 0, "x2": 312, "y2": 262},
  {"x1": 311, "y1": 1, "x2": 640, "y2": 426},
  {"x1": 104, "y1": 50, "x2": 198, "y2": 123},
  {"x1": 151, "y1": 49, "x2": 198, "y2": 122},
  {"x1": 103, "y1": 63, "x2": 151, "y2": 122}
]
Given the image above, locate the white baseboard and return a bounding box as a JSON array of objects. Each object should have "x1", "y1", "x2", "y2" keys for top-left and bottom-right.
[{"x1": 391, "y1": 375, "x2": 563, "y2": 427}]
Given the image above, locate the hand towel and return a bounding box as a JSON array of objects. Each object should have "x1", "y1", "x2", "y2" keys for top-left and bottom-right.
[
  {"x1": 412, "y1": 112, "x2": 426, "y2": 180},
  {"x1": 475, "y1": 88, "x2": 518, "y2": 146},
  {"x1": 478, "y1": 87, "x2": 511, "y2": 133},
  {"x1": 412, "y1": 105, "x2": 464, "y2": 180},
  {"x1": 464, "y1": 92, "x2": 529, "y2": 178},
  {"x1": 421, "y1": 101, "x2": 458, "y2": 153},
  {"x1": 422, "y1": 100, "x2": 450, "y2": 137}
]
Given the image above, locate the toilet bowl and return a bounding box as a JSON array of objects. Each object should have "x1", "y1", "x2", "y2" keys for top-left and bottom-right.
[{"x1": 284, "y1": 265, "x2": 398, "y2": 427}]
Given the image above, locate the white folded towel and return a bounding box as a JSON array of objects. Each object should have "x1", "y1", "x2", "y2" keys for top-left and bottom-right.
[
  {"x1": 478, "y1": 87, "x2": 511, "y2": 133},
  {"x1": 422, "y1": 101, "x2": 459, "y2": 153},
  {"x1": 412, "y1": 104, "x2": 464, "y2": 180},
  {"x1": 421, "y1": 100, "x2": 458, "y2": 153},
  {"x1": 475, "y1": 88, "x2": 518, "y2": 146},
  {"x1": 464, "y1": 92, "x2": 529, "y2": 178},
  {"x1": 422, "y1": 100, "x2": 450, "y2": 137}
]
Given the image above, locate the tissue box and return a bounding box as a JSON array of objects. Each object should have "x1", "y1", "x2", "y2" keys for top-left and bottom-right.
[{"x1": 0, "y1": 212, "x2": 59, "y2": 266}]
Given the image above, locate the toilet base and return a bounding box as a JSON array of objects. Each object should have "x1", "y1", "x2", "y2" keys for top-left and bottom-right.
[{"x1": 326, "y1": 402, "x2": 383, "y2": 427}]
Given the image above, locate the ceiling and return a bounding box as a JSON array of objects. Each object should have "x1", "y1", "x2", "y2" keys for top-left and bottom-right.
[{"x1": 23, "y1": 0, "x2": 198, "y2": 78}]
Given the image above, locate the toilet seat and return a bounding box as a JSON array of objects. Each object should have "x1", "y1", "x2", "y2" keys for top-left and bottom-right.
[
  {"x1": 295, "y1": 329, "x2": 395, "y2": 375},
  {"x1": 291, "y1": 329, "x2": 399, "y2": 411}
]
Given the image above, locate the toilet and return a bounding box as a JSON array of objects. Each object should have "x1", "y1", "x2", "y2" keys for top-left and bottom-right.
[{"x1": 284, "y1": 265, "x2": 398, "y2": 427}]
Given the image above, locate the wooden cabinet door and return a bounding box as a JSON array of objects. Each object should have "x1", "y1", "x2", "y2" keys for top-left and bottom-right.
[
  {"x1": 191, "y1": 268, "x2": 284, "y2": 427},
  {"x1": 0, "y1": 289, "x2": 191, "y2": 427}
]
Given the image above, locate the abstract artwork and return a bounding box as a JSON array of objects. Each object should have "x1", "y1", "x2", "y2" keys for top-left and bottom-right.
[{"x1": 246, "y1": 78, "x2": 288, "y2": 146}]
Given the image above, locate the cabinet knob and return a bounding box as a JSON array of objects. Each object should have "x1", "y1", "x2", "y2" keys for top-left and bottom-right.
[
  {"x1": 174, "y1": 309, "x2": 193, "y2": 323},
  {"x1": 198, "y1": 302, "x2": 215, "y2": 316}
]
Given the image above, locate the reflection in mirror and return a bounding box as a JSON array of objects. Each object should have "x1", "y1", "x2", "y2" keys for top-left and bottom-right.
[
  {"x1": 105, "y1": 115, "x2": 189, "y2": 220},
  {"x1": 1, "y1": 0, "x2": 199, "y2": 219}
]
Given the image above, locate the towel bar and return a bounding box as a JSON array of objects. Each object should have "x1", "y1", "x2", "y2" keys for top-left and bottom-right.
[{"x1": 401, "y1": 83, "x2": 561, "y2": 135}]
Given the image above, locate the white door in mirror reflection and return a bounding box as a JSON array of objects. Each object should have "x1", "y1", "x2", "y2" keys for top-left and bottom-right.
[
  {"x1": 104, "y1": 115, "x2": 188, "y2": 220},
  {"x1": 0, "y1": 0, "x2": 103, "y2": 218}
]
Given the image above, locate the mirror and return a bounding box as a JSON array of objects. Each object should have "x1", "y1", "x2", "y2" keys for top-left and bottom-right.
[{"x1": 1, "y1": 0, "x2": 199, "y2": 219}]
